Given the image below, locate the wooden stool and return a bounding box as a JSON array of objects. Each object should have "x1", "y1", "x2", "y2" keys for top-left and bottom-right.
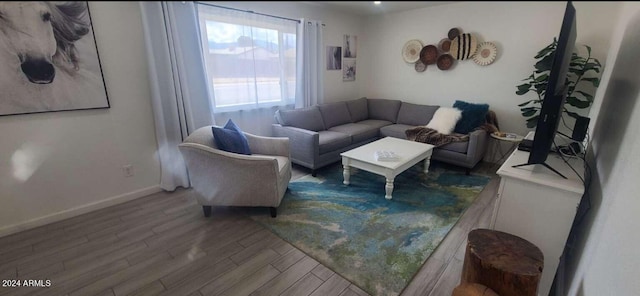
[{"x1": 459, "y1": 229, "x2": 544, "y2": 296}]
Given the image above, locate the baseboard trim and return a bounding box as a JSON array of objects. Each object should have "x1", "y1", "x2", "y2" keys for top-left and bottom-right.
[{"x1": 0, "y1": 185, "x2": 162, "y2": 238}]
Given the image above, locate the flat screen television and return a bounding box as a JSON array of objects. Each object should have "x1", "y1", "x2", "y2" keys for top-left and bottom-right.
[{"x1": 513, "y1": 1, "x2": 576, "y2": 179}]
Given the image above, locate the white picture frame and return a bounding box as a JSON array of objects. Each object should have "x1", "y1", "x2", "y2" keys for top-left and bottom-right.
[
  {"x1": 343, "y1": 35, "x2": 357, "y2": 58},
  {"x1": 0, "y1": 2, "x2": 109, "y2": 116},
  {"x1": 343, "y1": 59, "x2": 356, "y2": 81},
  {"x1": 327, "y1": 46, "x2": 342, "y2": 70}
]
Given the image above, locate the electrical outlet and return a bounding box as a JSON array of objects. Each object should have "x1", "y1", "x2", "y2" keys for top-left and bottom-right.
[{"x1": 123, "y1": 165, "x2": 134, "y2": 177}]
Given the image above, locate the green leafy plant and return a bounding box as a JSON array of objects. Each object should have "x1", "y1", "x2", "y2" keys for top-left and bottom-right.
[{"x1": 516, "y1": 39, "x2": 602, "y2": 128}]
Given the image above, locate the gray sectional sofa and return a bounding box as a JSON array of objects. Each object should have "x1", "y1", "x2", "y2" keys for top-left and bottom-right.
[{"x1": 272, "y1": 97, "x2": 488, "y2": 175}]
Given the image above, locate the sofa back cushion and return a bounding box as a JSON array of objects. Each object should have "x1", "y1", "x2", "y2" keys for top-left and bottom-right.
[
  {"x1": 318, "y1": 102, "x2": 352, "y2": 129},
  {"x1": 346, "y1": 97, "x2": 368, "y2": 122},
  {"x1": 397, "y1": 102, "x2": 440, "y2": 126},
  {"x1": 368, "y1": 98, "x2": 402, "y2": 123},
  {"x1": 275, "y1": 106, "x2": 325, "y2": 131}
]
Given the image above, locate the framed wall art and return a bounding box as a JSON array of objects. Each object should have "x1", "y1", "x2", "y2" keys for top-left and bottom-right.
[
  {"x1": 0, "y1": 2, "x2": 109, "y2": 116},
  {"x1": 343, "y1": 34, "x2": 357, "y2": 58},
  {"x1": 343, "y1": 59, "x2": 356, "y2": 81},
  {"x1": 327, "y1": 46, "x2": 342, "y2": 70}
]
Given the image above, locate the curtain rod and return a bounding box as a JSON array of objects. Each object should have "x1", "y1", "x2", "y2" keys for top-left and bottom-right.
[{"x1": 195, "y1": 2, "x2": 325, "y2": 26}]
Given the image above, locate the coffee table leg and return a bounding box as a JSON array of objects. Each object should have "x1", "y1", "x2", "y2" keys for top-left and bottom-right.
[
  {"x1": 343, "y1": 165, "x2": 350, "y2": 185},
  {"x1": 385, "y1": 178, "x2": 394, "y2": 200},
  {"x1": 424, "y1": 157, "x2": 431, "y2": 174}
]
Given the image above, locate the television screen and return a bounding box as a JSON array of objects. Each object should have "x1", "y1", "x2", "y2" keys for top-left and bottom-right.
[{"x1": 516, "y1": 1, "x2": 576, "y2": 178}]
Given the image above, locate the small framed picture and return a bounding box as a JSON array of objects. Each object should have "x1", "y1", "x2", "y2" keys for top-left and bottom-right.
[
  {"x1": 343, "y1": 35, "x2": 357, "y2": 58},
  {"x1": 343, "y1": 59, "x2": 356, "y2": 81},
  {"x1": 326, "y1": 46, "x2": 342, "y2": 70}
]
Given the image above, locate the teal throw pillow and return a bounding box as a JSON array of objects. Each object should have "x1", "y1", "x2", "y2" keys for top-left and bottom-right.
[
  {"x1": 453, "y1": 100, "x2": 489, "y2": 134},
  {"x1": 212, "y1": 119, "x2": 251, "y2": 155}
]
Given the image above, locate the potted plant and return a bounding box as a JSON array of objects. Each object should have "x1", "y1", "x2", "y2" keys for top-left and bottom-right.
[{"x1": 516, "y1": 39, "x2": 602, "y2": 128}]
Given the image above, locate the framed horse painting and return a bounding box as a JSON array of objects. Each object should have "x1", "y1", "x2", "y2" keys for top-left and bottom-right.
[{"x1": 0, "y1": 2, "x2": 109, "y2": 116}]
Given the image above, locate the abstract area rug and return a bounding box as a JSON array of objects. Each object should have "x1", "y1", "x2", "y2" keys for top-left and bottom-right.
[{"x1": 250, "y1": 162, "x2": 491, "y2": 295}]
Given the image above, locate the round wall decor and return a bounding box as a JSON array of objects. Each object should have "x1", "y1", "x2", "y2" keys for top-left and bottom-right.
[
  {"x1": 415, "y1": 60, "x2": 427, "y2": 72},
  {"x1": 420, "y1": 45, "x2": 439, "y2": 65},
  {"x1": 449, "y1": 33, "x2": 478, "y2": 60},
  {"x1": 437, "y1": 54, "x2": 454, "y2": 70},
  {"x1": 448, "y1": 28, "x2": 461, "y2": 40},
  {"x1": 439, "y1": 38, "x2": 451, "y2": 52},
  {"x1": 402, "y1": 39, "x2": 424, "y2": 63},
  {"x1": 473, "y1": 42, "x2": 498, "y2": 66}
]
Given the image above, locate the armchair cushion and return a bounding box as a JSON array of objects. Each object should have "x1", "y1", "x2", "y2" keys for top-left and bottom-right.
[{"x1": 211, "y1": 119, "x2": 251, "y2": 155}]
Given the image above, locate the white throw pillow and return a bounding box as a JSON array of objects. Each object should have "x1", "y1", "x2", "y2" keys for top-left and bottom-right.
[{"x1": 425, "y1": 107, "x2": 462, "y2": 135}]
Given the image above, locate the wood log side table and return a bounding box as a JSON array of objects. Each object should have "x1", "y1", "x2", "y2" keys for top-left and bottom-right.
[
  {"x1": 459, "y1": 229, "x2": 544, "y2": 296},
  {"x1": 452, "y1": 283, "x2": 499, "y2": 296}
]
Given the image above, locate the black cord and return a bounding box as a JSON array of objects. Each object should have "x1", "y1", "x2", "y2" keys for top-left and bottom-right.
[
  {"x1": 575, "y1": 131, "x2": 593, "y2": 223},
  {"x1": 553, "y1": 140, "x2": 585, "y2": 185},
  {"x1": 561, "y1": 113, "x2": 574, "y2": 131},
  {"x1": 562, "y1": 130, "x2": 593, "y2": 265},
  {"x1": 558, "y1": 130, "x2": 593, "y2": 229},
  {"x1": 557, "y1": 131, "x2": 572, "y2": 140}
]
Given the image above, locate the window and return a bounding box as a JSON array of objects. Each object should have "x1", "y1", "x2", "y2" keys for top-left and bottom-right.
[{"x1": 197, "y1": 5, "x2": 297, "y2": 112}]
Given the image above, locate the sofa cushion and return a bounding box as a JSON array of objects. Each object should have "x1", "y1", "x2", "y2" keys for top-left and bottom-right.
[
  {"x1": 356, "y1": 119, "x2": 393, "y2": 130},
  {"x1": 211, "y1": 119, "x2": 251, "y2": 155},
  {"x1": 276, "y1": 107, "x2": 325, "y2": 131},
  {"x1": 453, "y1": 100, "x2": 489, "y2": 134},
  {"x1": 426, "y1": 107, "x2": 462, "y2": 135},
  {"x1": 438, "y1": 139, "x2": 469, "y2": 153},
  {"x1": 318, "y1": 131, "x2": 351, "y2": 154},
  {"x1": 346, "y1": 97, "x2": 368, "y2": 122},
  {"x1": 318, "y1": 102, "x2": 352, "y2": 129},
  {"x1": 380, "y1": 124, "x2": 415, "y2": 139},
  {"x1": 328, "y1": 123, "x2": 379, "y2": 143},
  {"x1": 368, "y1": 98, "x2": 402, "y2": 123},
  {"x1": 397, "y1": 102, "x2": 440, "y2": 126}
]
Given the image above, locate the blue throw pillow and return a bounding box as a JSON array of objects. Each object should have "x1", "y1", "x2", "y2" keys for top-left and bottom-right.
[
  {"x1": 211, "y1": 119, "x2": 251, "y2": 155},
  {"x1": 453, "y1": 100, "x2": 489, "y2": 134}
]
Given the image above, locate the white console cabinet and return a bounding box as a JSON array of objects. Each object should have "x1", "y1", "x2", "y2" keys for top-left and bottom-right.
[{"x1": 491, "y1": 138, "x2": 584, "y2": 296}]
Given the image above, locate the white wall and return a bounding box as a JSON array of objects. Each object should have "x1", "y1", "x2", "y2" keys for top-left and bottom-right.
[
  {"x1": 0, "y1": 2, "x2": 160, "y2": 236},
  {"x1": 201, "y1": 2, "x2": 365, "y2": 136},
  {"x1": 359, "y1": 2, "x2": 620, "y2": 137},
  {"x1": 565, "y1": 3, "x2": 640, "y2": 295}
]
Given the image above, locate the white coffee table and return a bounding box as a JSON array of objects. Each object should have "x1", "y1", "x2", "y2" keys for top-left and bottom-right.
[{"x1": 340, "y1": 137, "x2": 434, "y2": 200}]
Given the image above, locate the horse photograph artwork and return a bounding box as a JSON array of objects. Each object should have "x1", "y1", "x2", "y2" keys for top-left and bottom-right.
[{"x1": 0, "y1": 2, "x2": 109, "y2": 116}]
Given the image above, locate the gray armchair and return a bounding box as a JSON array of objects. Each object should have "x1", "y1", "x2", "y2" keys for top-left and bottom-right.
[{"x1": 178, "y1": 126, "x2": 291, "y2": 217}]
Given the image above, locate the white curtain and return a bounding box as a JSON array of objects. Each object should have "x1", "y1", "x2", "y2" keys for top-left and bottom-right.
[
  {"x1": 296, "y1": 19, "x2": 324, "y2": 108},
  {"x1": 140, "y1": 2, "x2": 215, "y2": 191}
]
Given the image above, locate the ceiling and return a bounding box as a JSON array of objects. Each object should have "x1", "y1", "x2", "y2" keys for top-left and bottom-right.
[{"x1": 315, "y1": 1, "x2": 455, "y2": 16}]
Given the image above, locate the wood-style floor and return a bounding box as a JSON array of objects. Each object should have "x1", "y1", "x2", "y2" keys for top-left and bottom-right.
[{"x1": 0, "y1": 162, "x2": 499, "y2": 296}]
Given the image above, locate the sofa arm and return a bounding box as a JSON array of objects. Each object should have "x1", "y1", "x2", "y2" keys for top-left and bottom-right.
[
  {"x1": 272, "y1": 124, "x2": 319, "y2": 166},
  {"x1": 466, "y1": 129, "x2": 489, "y2": 163},
  {"x1": 178, "y1": 143, "x2": 281, "y2": 206},
  {"x1": 245, "y1": 133, "x2": 290, "y2": 157}
]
